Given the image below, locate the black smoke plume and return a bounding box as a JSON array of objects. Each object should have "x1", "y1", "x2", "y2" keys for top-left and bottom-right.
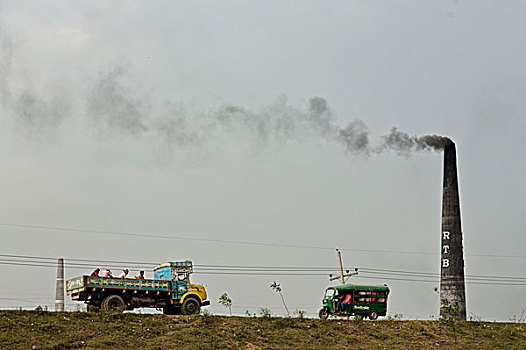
[
  {"x1": 379, "y1": 127, "x2": 453, "y2": 155},
  {"x1": 0, "y1": 16, "x2": 450, "y2": 156}
]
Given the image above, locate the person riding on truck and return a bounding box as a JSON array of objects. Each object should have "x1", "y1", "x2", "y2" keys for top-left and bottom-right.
[
  {"x1": 118, "y1": 269, "x2": 129, "y2": 279},
  {"x1": 100, "y1": 269, "x2": 112, "y2": 278},
  {"x1": 90, "y1": 268, "x2": 100, "y2": 277}
]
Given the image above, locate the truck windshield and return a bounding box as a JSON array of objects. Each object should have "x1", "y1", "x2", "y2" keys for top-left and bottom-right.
[{"x1": 325, "y1": 289, "x2": 335, "y2": 298}]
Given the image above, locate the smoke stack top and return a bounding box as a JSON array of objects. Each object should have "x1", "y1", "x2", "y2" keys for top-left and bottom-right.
[{"x1": 380, "y1": 128, "x2": 453, "y2": 154}]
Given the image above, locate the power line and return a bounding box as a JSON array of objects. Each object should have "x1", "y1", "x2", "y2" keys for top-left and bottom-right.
[
  {"x1": 0, "y1": 222, "x2": 334, "y2": 251},
  {"x1": 0, "y1": 253, "x2": 160, "y2": 267},
  {"x1": 356, "y1": 274, "x2": 526, "y2": 286},
  {"x1": 1, "y1": 254, "x2": 525, "y2": 282},
  {"x1": 1, "y1": 222, "x2": 525, "y2": 259},
  {"x1": 359, "y1": 267, "x2": 526, "y2": 281},
  {"x1": 0, "y1": 297, "x2": 50, "y2": 302},
  {"x1": 0, "y1": 258, "x2": 525, "y2": 286}
]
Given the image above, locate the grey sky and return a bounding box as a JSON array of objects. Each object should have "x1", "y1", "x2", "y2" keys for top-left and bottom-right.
[{"x1": 1, "y1": 1, "x2": 525, "y2": 320}]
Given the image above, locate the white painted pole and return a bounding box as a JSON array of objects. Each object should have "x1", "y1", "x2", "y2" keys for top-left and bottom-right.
[{"x1": 55, "y1": 258, "x2": 64, "y2": 312}]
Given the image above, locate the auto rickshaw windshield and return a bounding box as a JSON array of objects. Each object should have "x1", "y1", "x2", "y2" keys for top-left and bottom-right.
[{"x1": 325, "y1": 289, "x2": 335, "y2": 298}]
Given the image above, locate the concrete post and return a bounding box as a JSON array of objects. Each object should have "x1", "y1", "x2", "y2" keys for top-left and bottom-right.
[{"x1": 55, "y1": 258, "x2": 64, "y2": 312}]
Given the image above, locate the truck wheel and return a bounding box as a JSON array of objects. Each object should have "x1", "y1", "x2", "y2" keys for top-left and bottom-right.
[
  {"x1": 318, "y1": 308, "x2": 330, "y2": 319},
  {"x1": 368, "y1": 310, "x2": 379, "y2": 320},
  {"x1": 181, "y1": 297, "x2": 200, "y2": 315},
  {"x1": 101, "y1": 295, "x2": 126, "y2": 313}
]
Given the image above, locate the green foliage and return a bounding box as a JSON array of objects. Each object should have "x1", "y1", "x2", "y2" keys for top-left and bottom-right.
[
  {"x1": 200, "y1": 309, "x2": 212, "y2": 316},
  {"x1": 269, "y1": 281, "x2": 282, "y2": 293},
  {"x1": 439, "y1": 297, "x2": 461, "y2": 324},
  {"x1": 245, "y1": 310, "x2": 256, "y2": 317},
  {"x1": 435, "y1": 288, "x2": 461, "y2": 348},
  {"x1": 259, "y1": 307, "x2": 272, "y2": 318},
  {"x1": 34, "y1": 305, "x2": 48, "y2": 313},
  {"x1": 387, "y1": 313, "x2": 403, "y2": 320},
  {"x1": 293, "y1": 309, "x2": 306, "y2": 319},
  {"x1": 353, "y1": 314, "x2": 364, "y2": 322},
  {"x1": 218, "y1": 292, "x2": 232, "y2": 316}
]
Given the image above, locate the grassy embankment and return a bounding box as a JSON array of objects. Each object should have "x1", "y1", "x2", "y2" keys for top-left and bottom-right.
[{"x1": 1, "y1": 311, "x2": 525, "y2": 349}]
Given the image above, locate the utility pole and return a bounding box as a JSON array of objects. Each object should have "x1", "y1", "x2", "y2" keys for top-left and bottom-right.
[
  {"x1": 337, "y1": 249, "x2": 344, "y2": 284},
  {"x1": 329, "y1": 249, "x2": 358, "y2": 284}
]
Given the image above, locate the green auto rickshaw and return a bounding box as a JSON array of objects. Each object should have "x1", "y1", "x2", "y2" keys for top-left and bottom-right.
[{"x1": 319, "y1": 283, "x2": 389, "y2": 320}]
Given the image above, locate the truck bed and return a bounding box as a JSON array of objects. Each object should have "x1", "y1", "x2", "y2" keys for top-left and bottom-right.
[{"x1": 67, "y1": 276, "x2": 170, "y2": 300}]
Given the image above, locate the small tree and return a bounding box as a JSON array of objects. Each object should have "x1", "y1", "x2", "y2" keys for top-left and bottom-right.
[
  {"x1": 293, "y1": 309, "x2": 306, "y2": 318},
  {"x1": 201, "y1": 309, "x2": 212, "y2": 316},
  {"x1": 218, "y1": 292, "x2": 232, "y2": 316},
  {"x1": 270, "y1": 281, "x2": 290, "y2": 317},
  {"x1": 245, "y1": 310, "x2": 256, "y2": 317},
  {"x1": 259, "y1": 307, "x2": 272, "y2": 318},
  {"x1": 434, "y1": 287, "x2": 459, "y2": 347}
]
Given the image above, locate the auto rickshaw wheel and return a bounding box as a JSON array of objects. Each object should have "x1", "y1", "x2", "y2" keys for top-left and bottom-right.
[
  {"x1": 318, "y1": 308, "x2": 330, "y2": 319},
  {"x1": 368, "y1": 310, "x2": 379, "y2": 320}
]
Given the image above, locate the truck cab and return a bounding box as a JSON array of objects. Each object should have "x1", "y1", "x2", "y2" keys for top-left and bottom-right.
[{"x1": 153, "y1": 261, "x2": 209, "y2": 315}]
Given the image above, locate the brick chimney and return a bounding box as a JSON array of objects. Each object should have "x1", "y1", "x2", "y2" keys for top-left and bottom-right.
[{"x1": 440, "y1": 141, "x2": 466, "y2": 320}]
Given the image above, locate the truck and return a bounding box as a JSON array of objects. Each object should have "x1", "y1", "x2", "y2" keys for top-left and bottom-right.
[
  {"x1": 66, "y1": 260, "x2": 210, "y2": 315},
  {"x1": 318, "y1": 283, "x2": 389, "y2": 320}
]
